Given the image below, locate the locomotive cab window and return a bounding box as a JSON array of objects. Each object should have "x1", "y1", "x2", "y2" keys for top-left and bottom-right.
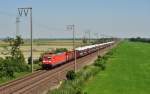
[
  {"x1": 44, "y1": 56, "x2": 51, "y2": 59},
  {"x1": 48, "y1": 56, "x2": 51, "y2": 59}
]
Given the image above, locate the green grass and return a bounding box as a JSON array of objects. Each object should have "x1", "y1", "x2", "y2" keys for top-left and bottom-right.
[
  {"x1": 83, "y1": 41, "x2": 150, "y2": 94},
  {"x1": 33, "y1": 64, "x2": 42, "y2": 70}
]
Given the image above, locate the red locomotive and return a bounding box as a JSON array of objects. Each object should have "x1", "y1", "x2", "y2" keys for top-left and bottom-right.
[{"x1": 42, "y1": 41, "x2": 114, "y2": 69}]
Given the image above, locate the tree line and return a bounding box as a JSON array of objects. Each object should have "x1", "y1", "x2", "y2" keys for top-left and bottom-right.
[{"x1": 129, "y1": 37, "x2": 150, "y2": 43}]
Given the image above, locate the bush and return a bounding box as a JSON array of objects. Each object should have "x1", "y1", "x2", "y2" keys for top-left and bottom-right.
[
  {"x1": 33, "y1": 59, "x2": 40, "y2": 64},
  {"x1": 94, "y1": 56, "x2": 107, "y2": 71},
  {"x1": 98, "y1": 55, "x2": 101, "y2": 58},
  {"x1": 83, "y1": 65, "x2": 89, "y2": 70},
  {"x1": 0, "y1": 59, "x2": 14, "y2": 78},
  {"x1": 55, "y1": 48, "x2": 68, "y2": 53},
  {"x1": 39, "y1": 56, "x2": 43, "y2": 62},
  {"x1": 9, "y1": 57, "x2": 29, "y2": 72},
  {"x1": 0, "y1": 56, "x2": 30, "y2": 78},
  {"x1": 66, "y1": 70, "x2": 76, "y2": 80}
]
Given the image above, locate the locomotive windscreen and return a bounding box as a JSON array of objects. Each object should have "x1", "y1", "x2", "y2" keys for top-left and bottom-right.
[{"x1": 43, "y1": 56, "x2": 51, "y2": 60}]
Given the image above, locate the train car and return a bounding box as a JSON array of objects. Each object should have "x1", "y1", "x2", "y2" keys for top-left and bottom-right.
[
  {"x1": 42, "y1": 41, "x2": 115, "y2": 69},
  {"x1": 66, "y1": 51, "x2": 74, "y2": 61}
]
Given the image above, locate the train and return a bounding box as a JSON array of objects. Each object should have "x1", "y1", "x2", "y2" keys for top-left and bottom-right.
[{"x1": 42, "y1": 41, "x2": 115, "y2": 69}]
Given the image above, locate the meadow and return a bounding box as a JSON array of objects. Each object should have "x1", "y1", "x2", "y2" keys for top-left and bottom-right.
[{"x1": 83, "y1": 41, "x2": 150, "y2": 94}]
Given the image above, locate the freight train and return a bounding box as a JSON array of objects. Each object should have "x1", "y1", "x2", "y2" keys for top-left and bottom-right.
[{"x1": 42, "y1": 41, "x2": 114, "y2": 69}]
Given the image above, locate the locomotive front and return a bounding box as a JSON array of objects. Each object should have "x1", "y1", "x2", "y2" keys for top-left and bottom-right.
[{"x1": 42, "y1": 54, "x2": 53, "y2": 69}]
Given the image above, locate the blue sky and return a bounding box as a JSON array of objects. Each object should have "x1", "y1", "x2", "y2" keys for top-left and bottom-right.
[{"x1": 0, "y1": 0, "x2": 150, "y2": 38}]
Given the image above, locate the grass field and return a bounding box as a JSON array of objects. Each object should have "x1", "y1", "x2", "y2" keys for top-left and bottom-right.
[
  {"x1": 83, "y1": 41, "x2": 150, "y2": 94},
  {"x1": 0, "y1": 39, "x2": 83, "y2": 61}
]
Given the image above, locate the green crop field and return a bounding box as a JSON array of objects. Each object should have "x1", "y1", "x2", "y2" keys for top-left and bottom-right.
[{"x1": 83, "y1": 41, "x2": 150, "y2": 94}]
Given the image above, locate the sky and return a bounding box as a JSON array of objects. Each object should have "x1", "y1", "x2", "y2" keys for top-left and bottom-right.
[{"x1": 0, "y1": 0, "x2": 150, "y2": 38}]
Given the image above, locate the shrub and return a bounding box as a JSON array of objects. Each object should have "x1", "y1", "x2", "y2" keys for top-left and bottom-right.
[
  {"x1": 39, "y1": 56, "x2": 43, "y2": 62},
  {"x1": 94, "y1": 56, "x2": 107, "y2": 71},
  {"x1": 98, "y1": 55, "x2": 101, "y2": 58},
  {"x1": 66, "y1": 70, "x2": 76, "y2": 80},
  {"x1": 0, "y1": 59, "x2": 14, "y2": 78},
  {"x1": 33, "y1": 59, "x2": 40, "y2": 64},
  {"x1": 55, "y1": 48, "x2": 68, "y2": 53},
  {"x1": 83, "y1": 65, "x2": 89, "y2": 70}
]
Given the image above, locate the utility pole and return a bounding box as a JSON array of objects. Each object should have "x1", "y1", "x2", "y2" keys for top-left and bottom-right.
[
  {"x1": 18, "y1": 7, "x2": 33, "y2": 73},
  {"x1": 16, "y1": 16, "x2": 20, "y2": 36},
  {"x1": 67, "y1": 24, "x2": 76, "y2": 72}
]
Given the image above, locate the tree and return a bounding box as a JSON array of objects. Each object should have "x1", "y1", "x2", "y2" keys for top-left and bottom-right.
[
  {"x1": 3, "y1": 36, "x2": 25, "y2": 63},
  {"x1": 0, "y1": 36, "x2": 29, "y2": 78},
  {"x1": 82, "y1": 37, "x2": 88, "y2": 44},
  {"x1": 11, "y1": 36, "x2": 24, "y2": 58}
]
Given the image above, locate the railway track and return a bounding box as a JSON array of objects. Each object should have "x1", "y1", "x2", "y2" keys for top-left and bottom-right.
[
  {"x1": 0, "y1": 43, "x2": 117, "y2": 94},
  {"x1": 0, "y1": 70, "x2": 46, "y2": 91}
]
